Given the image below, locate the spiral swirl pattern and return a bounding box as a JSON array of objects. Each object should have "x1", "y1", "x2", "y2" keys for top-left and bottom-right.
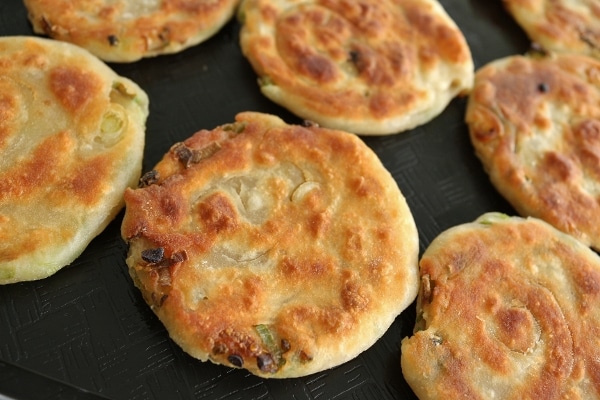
[
  {"x1": 401, "y1": 213, "x2": 600, "y2": 399},
  {"x1": 239, "y1": 0, "x2": 473, "y2": 135}
]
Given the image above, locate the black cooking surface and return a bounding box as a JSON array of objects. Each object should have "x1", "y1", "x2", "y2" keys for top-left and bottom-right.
[{"x1": 0, "y1": 1, "x2": 529, "y2": 399}]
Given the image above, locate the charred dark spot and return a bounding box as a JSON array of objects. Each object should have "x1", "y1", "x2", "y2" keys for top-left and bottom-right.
[
  {"x1": 257, "y1": 353, "x2": 276, "y2": 373},
  {"x1": 172, "y1": 142, "x2": 221, "y2": 168},
  {"x1": 141, "y1": 247, "x2": 165, "y2": 264},
  {"x1": 107, "y1": 35, "x2": 119, "y2": 46},
  {"x1": 432, "y1": 334, "x2": 443, "y2": 346},
  {"x1": 281, "y1": 339, "x2": 291, "y2": 353},
  {"x1": 228, "y1": 354, "x2": 244, "y2": 368},
  {"x1": 139, "y1": 169, "x2": 160, "y2": 187},
  {"x1": 537, "y1": 82, "x2": 549, "y2": 93},
  {"x1": 173, "y1": 142, "x2": 194, "y2": 166},
  {"x1": 349, "y1": 50, "x2": 360, "y2": 65}
]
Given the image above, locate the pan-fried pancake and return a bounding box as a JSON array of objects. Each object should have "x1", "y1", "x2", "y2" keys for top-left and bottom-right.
[
  {"x1": 121, "y1": 112, "x2": 419, "y2": 378},
  {"x1": 23, "y1": 0, "x2": 240, "y2": 62},
  {"x1": 0, "y1": 36, "x2": 149, "y2": 284},
  {"x1": 401, "y1": 212, "x2": 600, "y2": 399},
  {"x1": 238, "y1": 0, "x2": 474, "y2": 135},
  {"x1": 503, "y1": 0, "x2": 600, "y2": 59},
  {"x1": 465, "y1": 52, "x2": 600, "y2": 250}
]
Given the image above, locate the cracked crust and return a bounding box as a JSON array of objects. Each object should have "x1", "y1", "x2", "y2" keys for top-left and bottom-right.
[
  {"x1": 121, "y1": 112, "x2": 419, "y2": 378},
  {"x1": 401, "y1": 213, "x2": 600, "y2": 399},
  {"x1": 0, "y1": 36, "x2": 148, "y2": 284},
  {"x1": 503, "y1": 0, "x2": 600, "y2": 59},
  {"x1": 466, "y1": 52, "x2": 600, "y2": 250},
  {"x1": 238, "y1": 0, "x2": 473, "y2": 135},
  {"x1": 23, "y1": 0, "x2": 240, "y2": 62}
]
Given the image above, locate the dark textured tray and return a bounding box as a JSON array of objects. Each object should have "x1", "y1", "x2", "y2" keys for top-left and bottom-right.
[{"x1": 0, "y1": 1, "x2": 530, "y2": 399}]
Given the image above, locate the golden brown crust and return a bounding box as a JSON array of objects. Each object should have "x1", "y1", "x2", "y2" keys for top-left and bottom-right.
[
  {"x1": 465, "y1": 53, "x2": 600, "y2": 250},
  {"x1": 121, "y1": 112, "x2": 419, "y2": 378},
  {"x1": 503, "y1": 0, "x2": 600, "y2": 58},
  {"x1": 23, "y1": 0, "x2": 240, "y2": 62},
  {"x1": 401, "y1": 213, "x2": 600, "y2": 399},
  {"x1": 0, "y1": 36, "x2": 149, "y2": 284},
  {"x1": 239, "y1": 0, "x2": 473, "y2": 135}
]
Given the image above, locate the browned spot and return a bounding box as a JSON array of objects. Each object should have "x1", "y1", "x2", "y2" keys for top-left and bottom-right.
[
  {"x1": 49, "y1": 66, "x2": 101, "y2": 113},
  {"x1": 349, "y1": 45, "x2": 393, "y2": 86},
  {"x1": 296, "y1": 53, "x2": 336, "y2": 83},
  {"x1": 542, "y1": 151, "x2": 575, "y2": 181},
  {"x1": 212, "y1": 327, "x2": 262, "y2": 361},
  {"x1": 307, "y1": 212, "x2": 329, "y2": 237},
  {"x1": 60, "y1": 154, "x2": 109, "y2": 205},
  {"x1": 0, "y1": 132, "x2": 68, "y2": 201},
  {"x1": 341, "y1": 280, "x2": 369, "y2": 311},
  {"x1": 0, "y1": 91, "x2": 17, "y2": 148},
  {"x1": 575, "y1": 118, "x2": 600, "y2": 142},
  {"x1": 403, "y1": 2, "x2": 469, "y2": 64},
  {"x1": 494, "y1": 307, "x2": 537, "y2": 354},
  {"x1": 279, "y1": 257, "x2": 332, "y2": 278},
  {"x1": 241, "y1": 276, "x2": 263, "y2": 311},
  {"x1": 343, "y1": 228, "x2": 363, "y2": 258},
  {"x1": 196, "y1": 192, "x2": 239, "y2": 234},
  {"x1": 160, "y1": 195, "x2": 184, "y2": 222},
  {"x1": 574, "y1": 119, "x2": 600, "y2": 179},
  {"x1": 573, "y1": 267, "x2": 600, "y2": 296},
  {"x1": 468, "y1": 105, "x2": 503, "y2": 143}
]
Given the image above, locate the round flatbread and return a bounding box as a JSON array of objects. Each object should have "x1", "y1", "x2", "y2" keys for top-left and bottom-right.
[
  {"x1": 401, "y1": 212, "x2": 600, "y2": 399},
  {"x1": 0, "y1": 36, "x2": 149, "y2": 284},
  {"x1": 121, "y1": 112, "x2": 419, "y2": 378},
  {"x1": 238, "y1": 0, "x2": 473, "y2": 135},
  {"x1": 465, "y1": 52, "x2": 600, "y2": 250},
  {"x1": 23, "y1": 0, "x2": 240, "y2": 62},
  {"x1": 504, "y1": 0, "x2": 600, "y2": 59}
]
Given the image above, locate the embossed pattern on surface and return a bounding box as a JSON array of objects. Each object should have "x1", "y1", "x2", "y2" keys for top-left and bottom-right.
[{"x1": 0, "y1": 0, "x2": 528, "y2": 398}]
